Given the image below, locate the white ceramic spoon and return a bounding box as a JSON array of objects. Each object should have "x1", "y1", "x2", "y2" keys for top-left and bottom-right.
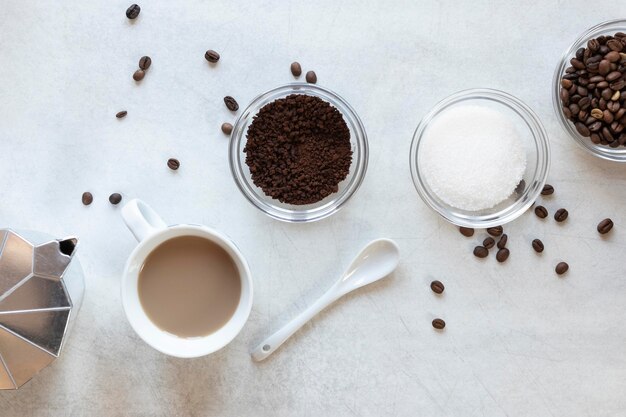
[{"x1": 251, "y1": 238, "x2": 400, "y2": 362}]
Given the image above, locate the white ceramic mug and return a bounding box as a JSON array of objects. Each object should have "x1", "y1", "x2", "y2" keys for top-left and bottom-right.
[{"x1": 120, "y1": 199, "x2": 253, "y2": 358}]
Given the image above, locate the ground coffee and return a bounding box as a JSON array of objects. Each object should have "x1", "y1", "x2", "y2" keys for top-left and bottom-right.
[{"x1": 244, "y1": 94, "x2": 352, "y2": 205}]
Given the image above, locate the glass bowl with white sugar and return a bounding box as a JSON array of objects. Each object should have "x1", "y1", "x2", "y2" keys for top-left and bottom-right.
[{"x1": 410, "y1": 88, "x2": 550, "y2": 228}]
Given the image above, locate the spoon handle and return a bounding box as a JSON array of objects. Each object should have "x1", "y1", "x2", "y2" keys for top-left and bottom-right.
[{"x1": 251, "y1": 287, "x2": 340, "y2": 361}]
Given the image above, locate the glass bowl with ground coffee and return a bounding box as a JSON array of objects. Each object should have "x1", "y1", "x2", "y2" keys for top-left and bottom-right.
[
  {"x1": 553, "y1": 19, "x2": 626, "y2": 162},
  {"x1": 410, "y1": 88, "x2": 550, "y2": 228},
  {"x1": 230, "y1": 84, "x2": 368, "y2": 222}
]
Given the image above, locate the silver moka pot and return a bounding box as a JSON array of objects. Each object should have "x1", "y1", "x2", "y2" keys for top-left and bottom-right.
[{"x1": 0, "y1": 229, "x2": 84, "y2": 389}]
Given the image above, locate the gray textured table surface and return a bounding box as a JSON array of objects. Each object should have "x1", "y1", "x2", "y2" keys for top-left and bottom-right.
[{"x1": 2, "y1": 1, "x2": 626, "y2": 416}]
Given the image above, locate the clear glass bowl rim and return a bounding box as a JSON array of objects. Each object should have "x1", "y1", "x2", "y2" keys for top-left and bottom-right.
[
  {"x1": 229, "y1": 83, "x2": 369, "y2": 223},
  {"x1": 552, "y1": 18, "x2": 626, "y2": 162},
  {"x1": 410, "y1": 88, "x2": 551, "y2": 228}
]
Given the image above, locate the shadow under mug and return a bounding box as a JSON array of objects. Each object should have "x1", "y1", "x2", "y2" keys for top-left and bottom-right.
[{"x1": 120, "y1": 199, "x2": 253, "y2": 358}]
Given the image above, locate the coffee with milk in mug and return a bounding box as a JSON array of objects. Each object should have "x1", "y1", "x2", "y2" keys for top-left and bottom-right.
[{"x1": 137, "y1": 236, "x2": 241, "y2": 338}]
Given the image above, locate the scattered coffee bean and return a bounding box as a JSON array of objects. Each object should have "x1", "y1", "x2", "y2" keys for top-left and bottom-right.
[
  {"x1": 204, "y1": 50, "x2": 220, "y2": 63},
  {"x1": 541, "y1": 184, "x2": 554, "y2": 195},
  {"x1": 459, "y1": 227, "x2": 474, "y2": 237},
  {"x1": 167, "y1": 158, "x2": 180, "y2": 170},
  {"x1": 432, "y1": 318, "x2": 446, "y2": 330},
  {"x1": 138, "y1": 56, "x2": 151, "y2": 70},
  {"x1": 597, "y1": 218, "x2": 614, "y2": 234},
  {"x1": 555, "y1": 262, "x2": 569, "y2": 275},
  {"x1": 116, "y1": 110, "x2": 127, "y2": 119},
  {"x1": 221, "y1": 122, "x2": 233, "y2": 135},
  {"x1": 224, "y1": 96, "x2": 239, "y2": 111},
  {"x1": 497, "y1": 234, "x2": 508, "y2": 249},
  {"x1": 430, "y1": 280, "x2": 444, "y2": 294},
  {"x1": 305, "y1": 70, "x2": 317, "y2": 84},
  {"x1": 531, "y1": 239, "x2": 544, "y2": 253},
  {"x1": 473, "y1": 246, "x2": 488, "y2": 258},
  {"x1": 290, "y1": 61, "x2": 302, "y2": 77},
  {"x1": 487, "y1": 226, "x2": 503, "y2": 237},
  {"x1": 126, "y1": 4, "x2": 140, "y2": 19},
  {"x1": 81, "y1": 192, "x2": 93, "y2": 206},
  {"x1": 133, "y1": 69, "x2": 145, "y2": 81},
  {"x1": 559, "y1": 32, "x2": 626, "y2": 148},
  {"x1": 109, "y1": 193, "x2": 122, "y2": 205},
  {"x1": 535, "y1": 205, "x2": 548, "y2": 219},
  {"x1": 496, "y1": 247, "x2": 510, "y2": 263},
  {"x1": 483, "y1": 237, "x2": 495, "y2": 249},
  {"x1": 554, "y1": 208, "x2": 568, "y2": 222}
]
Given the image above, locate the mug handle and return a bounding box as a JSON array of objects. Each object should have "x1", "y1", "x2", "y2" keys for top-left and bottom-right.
[{"x1": 121, "y1": 199, "x2": 167, "y2": 242}]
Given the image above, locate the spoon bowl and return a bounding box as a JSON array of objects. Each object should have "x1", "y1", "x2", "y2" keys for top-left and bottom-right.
[{"x1": 336, "y1": 239, "x2": 400, "y2": 294}]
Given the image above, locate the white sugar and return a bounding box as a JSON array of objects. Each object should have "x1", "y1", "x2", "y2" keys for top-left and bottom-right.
[{"x1": 420, "y1": 104, "x2": 527, "y2": 211}]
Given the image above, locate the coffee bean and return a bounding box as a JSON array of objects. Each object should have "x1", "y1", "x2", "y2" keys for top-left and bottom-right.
[
  {"x1": 224, "y1": 96, "x2": 239, "y2": 111},
  {"x1": 591, "y1": 133, "x2": 601, "y2": 144},
  {"x1": 606, "y1": 71, "x2": 622, "y2": 82},
  {"x1": 591, "y1": 109, "x2": 604, "y2": 119},
  {"x1": 534, "y1": 205, "x2": 548, "y2": 218},
  {"x1": 555, "y1": 262, "x2": 569, "y2": 275},
  {"x1": 607, "y1": 39, "x2": 623, "y2": 51},
  {"x1": 531, "y1": 239, "x2": 544, "y2": 253},
  {"x1": 575, "y1": 122, "x2": 591, "y2": 137},
  {"x1": 571, "y1": 58, "x2": 585, "y2": 70},
  {"x1": 487, "y1": 226, "x2": 503, "y2": 237},
  {"x1": 109, "y1": 193, "x2": 122, "y2": 205},
  {"x1": 611, "y1": 79, "x2": 626, "y2": 91},
  {"x1": 459, "y1": 227, "x2": 474, "y2": 237},
  {"x1": 81, "y1": 192, "x2": 93, "y2": 206},
  {"x1": 611, "y1": 90, "x2": 621, "y2": 101},
  {"x1": 497, "y1": 234, "x2": 508, "y2": 249},
  {"x1": 126, "y1": 4, "x2": 140, "y2": 19},
  {"x1": 290, "y1": 61, "x2": 302, "y2": 77},
  {"x1": 473, "y1": 246, "x2": 489, "y2": 258},
  {"x1": 133, "y1": 69, "x2": 145, "y2": 81},
  {"x1": 563, "y1": 106, "x2": 572, "y2": 119},
  {"x1": 430, "y1": 280, "x2": 444, "y2": 294},
  {"x1": 167, "y1": 158, "x2": 180, "y2": 170},
  {"x1": 305, "y1": 70, "x2": 317, "y2": 84},
  {"x1": 588, "y1": 38, "x2": 600, "y2": 52},
  {"x1": 601, "y1": 88, "x2": 614, "y2": 101},
  {"x1": 554, "y1": 208, "x2": 568, "y2": 222},
  {"x1": 221, "y1": 122, "x2": 233, "y2": 135},
  {"x1": 597, "y1": 218, "x2": 614, "y2": 234},
  {"x1": 606, "y1": 51, "x2": 621, "y2": 63},
  {"x1": 116, "y1": 110, "x2": 127, "y2": 118},
  {"x1": 432, "y1": 318, "x2": 446, "y2": 330},
  {"x1": 204, "y1": 50, "x2": 220, "y2": 63},
  {"x1": 138, "y1": 56, "x2": 151, "y2": 70},
  {"x1": 599, "y1": 60, "x2": 611, "y2": 75},
  {"x1": 496, "y1": 247, "x2": 510, "y2": 263},
  {"x1": 589, "y1": 121, "x2": 603, "y2": 132},
  {"x1": 541, "y1": 184, "x2": 554, "y2": 195},
  {"x1": 483, "y1": 237, "x2": 495, "y2": 249}
]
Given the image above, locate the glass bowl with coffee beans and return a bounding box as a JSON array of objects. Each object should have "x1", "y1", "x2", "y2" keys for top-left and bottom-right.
[
  {"x1": 553, "y1": 19, "x2": 626, "y2": 162},
  {"x1": 229, "y1": 84, "x2": 368, "y2": 222}
]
